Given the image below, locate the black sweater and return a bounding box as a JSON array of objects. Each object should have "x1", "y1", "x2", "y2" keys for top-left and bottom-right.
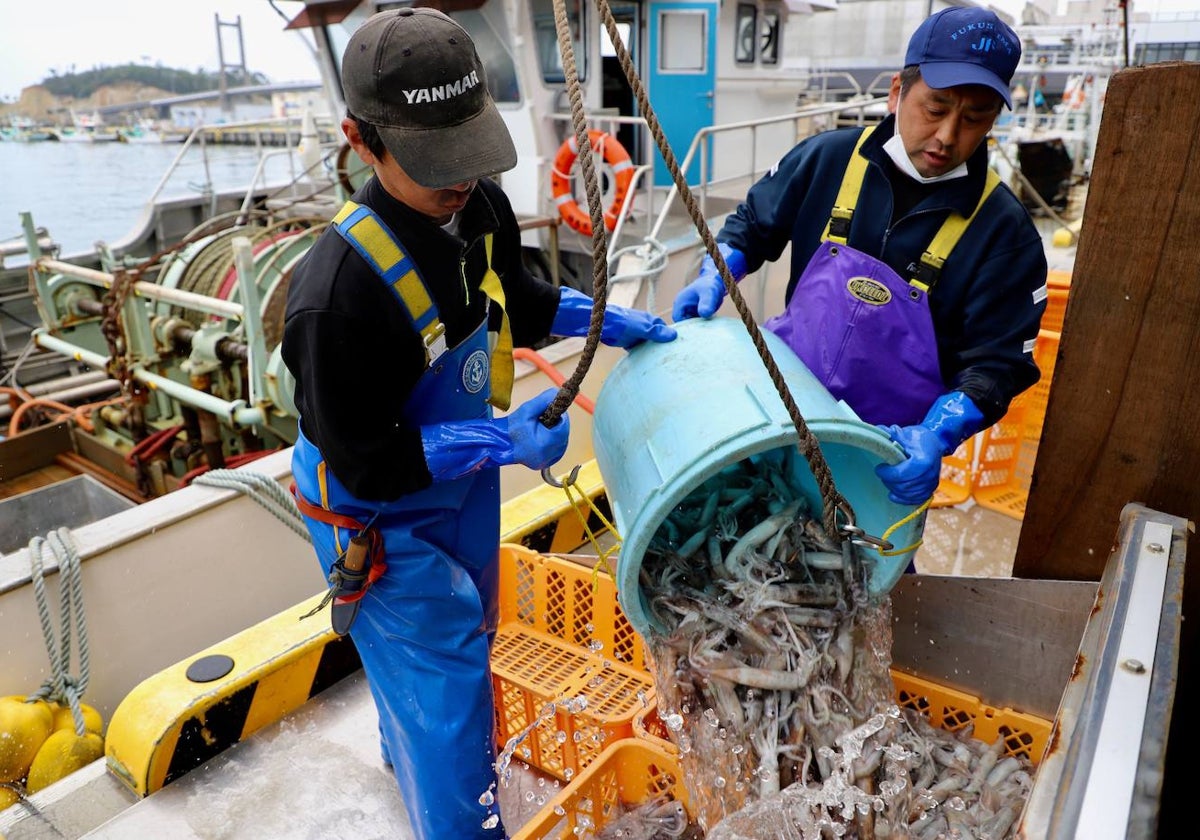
[{"x1": 282, "y1": 176, "x2": 561, "y2": 501}]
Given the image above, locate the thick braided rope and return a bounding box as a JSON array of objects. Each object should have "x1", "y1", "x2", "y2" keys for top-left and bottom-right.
[
  {"x1": 27, "y1": 528, "x2": 91, "y2": 735},
  {"x1": 594, "y1": 0, "x2": 853, "y2": 539},
  {"x1": 539, "y1": 0, "x2": 610, "y2": 428},
  {"x1": 193, "y1": 469, "x2": 311, "y2": 542}
]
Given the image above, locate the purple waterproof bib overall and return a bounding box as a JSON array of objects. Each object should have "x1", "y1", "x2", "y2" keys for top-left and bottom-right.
[{"x1": 764, "y1": 240, "x2": 944, "y2": 427}]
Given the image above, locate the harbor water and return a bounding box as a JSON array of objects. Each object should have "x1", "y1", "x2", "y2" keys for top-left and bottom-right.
[{"x1": 0, "y1": 139, "x2": 314, "y2": 257}]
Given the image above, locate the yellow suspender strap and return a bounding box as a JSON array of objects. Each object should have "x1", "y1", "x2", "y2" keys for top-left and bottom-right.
[
  {"x1": 332, "y1": 201, "x2": 448, "y2": 364},
  {"x1": 477, "y1": 234, "x2": 514, "y2": 411},
  {"x1": 821, "y1": 125, "x2": 876, "y2": 244},
  {"x1": 908, "y1": 168, "x2": 1002, "y2": 292}
]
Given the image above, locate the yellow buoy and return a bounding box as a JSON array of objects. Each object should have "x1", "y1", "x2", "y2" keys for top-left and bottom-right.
[
  {"x1": 25, "y1": 730, "x2": 104, "y2": 794},
  {"x1": 0, "y1": 697, "x2": 54, "y2": 783},
  {"x1": 0, "y1": 782, "x2": 19, "y2": 810},
  {"x1": 51, "y1": 703, "x2": 104, "y2": 736}
]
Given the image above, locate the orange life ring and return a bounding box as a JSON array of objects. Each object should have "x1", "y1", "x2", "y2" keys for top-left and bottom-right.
[{"x1": 550, "y1": 129, "x2": 634, "y2": 236}]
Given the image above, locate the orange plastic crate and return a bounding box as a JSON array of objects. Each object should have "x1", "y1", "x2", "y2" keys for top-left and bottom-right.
[
  {"x1": 1041, "y1": 286, "x2": 1071, "y2": 333},
  {"x1": 892, "y1": 671, "x2": 1051, "y2": 765},
  {"x1": 493, "y1": 545, "x2": 656, "y2": 781},
  {"x1": 972, "y1": 408, "x2": 1038, "y2": 520},
  {"x1": 1012, "y1": 329, "x2": 1060, "y2": 440},
  {"x1": 513, "y1": 740, "x2": 690, "y2": 839},
  {"x1": 633, "y1": 670, "x2": 1051, "y2": 766}
]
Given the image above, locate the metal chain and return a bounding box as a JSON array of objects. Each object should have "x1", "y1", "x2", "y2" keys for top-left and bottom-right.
[
  {"x1": 27, "y1": 528, "x2": 91, "y2": 736},
  {"x1": 593, "y1": 0, "x2": 854, "y2": 539},
  {"x1": 99, "y1": 266, "x2": 136, "y2": 396}
]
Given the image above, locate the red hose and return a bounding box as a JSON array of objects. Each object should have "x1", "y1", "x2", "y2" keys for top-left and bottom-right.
[{"x1": 512, "y1": 348, "x2": 595, "y2": 415}]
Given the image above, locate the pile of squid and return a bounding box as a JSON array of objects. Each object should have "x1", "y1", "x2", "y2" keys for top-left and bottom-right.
[{"x1": 599, "y1": 451, "x2": 1033, "y2": 840}]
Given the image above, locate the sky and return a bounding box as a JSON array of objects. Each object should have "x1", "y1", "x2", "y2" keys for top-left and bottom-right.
[
  {"x1": 0, "y1": 1, "x2": 320, "y2": 101},
  {"x1": 1, "y1": 0, "x2": 1196, "y2": 102}
]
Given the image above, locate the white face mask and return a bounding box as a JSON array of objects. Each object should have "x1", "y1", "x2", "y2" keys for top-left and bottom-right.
[{"x1": 882, "y1": 101, "x2": 970, "y2": 184}]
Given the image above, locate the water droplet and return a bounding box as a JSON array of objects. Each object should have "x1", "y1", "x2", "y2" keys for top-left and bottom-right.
[
  {"x1": 482, "y1": 815, "x2": 500, "y2": 830},
  {"x1": 715, "y1": 776, "x2": 726, "y2": 788},
  {"x1": 478, "y1": 790, "x2": 495, "y2": 806}
]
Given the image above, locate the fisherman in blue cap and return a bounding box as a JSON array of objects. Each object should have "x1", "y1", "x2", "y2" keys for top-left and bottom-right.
[
  {"x1": 674, "y1": 6, "x2": 1047, "y2": 510},
  {"x1": 282, "y1": 9, "x2": 674, "y2": 839}
]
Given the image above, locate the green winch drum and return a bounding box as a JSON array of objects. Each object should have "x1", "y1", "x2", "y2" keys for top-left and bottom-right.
[{"x1": 592, "y1": 317, "x2": 925, "y2": 638}]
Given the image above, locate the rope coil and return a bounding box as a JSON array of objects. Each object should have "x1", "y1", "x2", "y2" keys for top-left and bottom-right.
[{"x1": 27, "y1": 528, "x2": 91, "y2": 736}]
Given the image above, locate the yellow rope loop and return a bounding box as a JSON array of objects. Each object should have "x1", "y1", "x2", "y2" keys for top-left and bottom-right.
[
  {"x1": 871, "y1": 499, "x2": 931, "y2": 557},
  {"x1": 555, "y1": 469, "x2": 622, "y2": 584}
]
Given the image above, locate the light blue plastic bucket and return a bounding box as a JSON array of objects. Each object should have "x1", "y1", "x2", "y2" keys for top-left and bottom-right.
[{"x1": 592, "y1": 317, "x2": 924, "y2": 638}]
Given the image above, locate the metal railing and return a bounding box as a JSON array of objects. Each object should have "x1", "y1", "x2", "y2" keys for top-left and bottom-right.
[{"x1": 649, "y1": 96, "x2": 888, "y2": 242}]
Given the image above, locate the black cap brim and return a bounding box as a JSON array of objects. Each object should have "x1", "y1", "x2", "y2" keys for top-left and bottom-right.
[{"x1": 377, "y1": 98, "x2": 517, "y2": 189}]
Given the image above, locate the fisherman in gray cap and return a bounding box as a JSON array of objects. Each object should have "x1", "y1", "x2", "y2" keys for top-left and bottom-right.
[{"x1": 283, "y1": 8, "x2": 674, "y2": 838}]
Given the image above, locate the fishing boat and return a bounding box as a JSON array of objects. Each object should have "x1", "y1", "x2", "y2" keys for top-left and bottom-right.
[{"x1": 0, "y1": 1, "x2": 1191, "y2": 837}]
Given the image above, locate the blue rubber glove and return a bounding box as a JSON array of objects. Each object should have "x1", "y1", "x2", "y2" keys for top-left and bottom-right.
[
  {"x1": 551, "y1": 286, "x2": 677, "y2": 349},
  {"x1": 874, "y1": 392, "x2": 986, "y2": 505},
  {"x1": 671, "y1": 243, "x2": 748, "y2": 322},
  {"x1": 420, "y1": 389, "x2": 569, "y2": 480}
]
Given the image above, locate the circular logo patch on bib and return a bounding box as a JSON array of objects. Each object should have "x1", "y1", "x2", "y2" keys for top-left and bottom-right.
[
  {"x1": 462, "y1": 349, "x2": 490, "y2": 394},
  {"x1": 846, "y1": 277, "x2": 892, "y2": 305}
]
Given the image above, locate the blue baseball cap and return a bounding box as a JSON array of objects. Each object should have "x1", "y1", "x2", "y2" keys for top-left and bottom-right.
[{"x1": 905, "y1": 7, "x2": 1022, "y2": 109}]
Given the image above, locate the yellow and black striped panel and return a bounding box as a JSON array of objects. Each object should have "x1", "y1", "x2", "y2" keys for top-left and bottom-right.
[
  {"x1": 103, "y1": 460, "x2": 612, "y2": 798},
  {"x1": 499, "y1": 460, "x2": 611, "y2": 554},
  {"x1": 104, "y1": 592, "x2": 361, "y2": 797}
]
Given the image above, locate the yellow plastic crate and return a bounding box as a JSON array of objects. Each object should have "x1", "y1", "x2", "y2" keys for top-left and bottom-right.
[
  {"x1": 493, "y1": 545, "x2": 656, "y2": 781},
  {"x1": 513, "y1": 740, "x2": 689, "y2": 839},
  {"x1": 633, "y1": 670, "x2": 1051, "y2": 766},
  {"x1": 892, "y1": 671, "x2": 1051, "y2": 765}
]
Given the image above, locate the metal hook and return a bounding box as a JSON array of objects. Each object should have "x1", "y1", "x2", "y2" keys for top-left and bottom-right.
[
  {"x1": 541, "y1": 463, "x2": 582, "y2": 489},
  {"x1": 835, "y1": 503, "x2": 894, "y2": 552},
  {"x1": 839, "y1": 523, "x2": 895, "y2": 552}
]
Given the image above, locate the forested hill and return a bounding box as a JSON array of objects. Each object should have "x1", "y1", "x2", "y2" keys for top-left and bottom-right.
[{"x1": 39, "y1": 64, "x2": 270, "y2": 99}]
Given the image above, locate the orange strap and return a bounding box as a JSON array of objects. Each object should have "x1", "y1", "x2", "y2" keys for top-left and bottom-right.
[{"x1": 290, "y1": 482, "x2": 388, "y2": 599}]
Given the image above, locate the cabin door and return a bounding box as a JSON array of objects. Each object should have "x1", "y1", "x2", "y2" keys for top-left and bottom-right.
[{"x1": 647, "y1": 0, "x2": 717, "y2": 187}]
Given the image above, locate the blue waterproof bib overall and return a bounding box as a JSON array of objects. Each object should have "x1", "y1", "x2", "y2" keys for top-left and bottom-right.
[
  {"x1": 293, "y1": 202, "x2": 508, "y2": 839},
  {"x1": 764, "y1": 126, "x2": 999, "y2": 427}
]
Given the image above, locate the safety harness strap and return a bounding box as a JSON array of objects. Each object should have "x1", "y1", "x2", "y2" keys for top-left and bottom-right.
[
  {"x1": 908, "y1": 168, "x2": 1002, "y2": 292},
  {"x1": 822, "y1": 127, "x2": 875, "y2": 244},
  {"x1": 332, "y1": 200, "x2": 448, "y2": 365},
  {"x1": 477, "y1": 235, "x2": 514, "y2": 410},
  {"x1": 290, "y1": 482, "x2": 387, "y2": 604}
]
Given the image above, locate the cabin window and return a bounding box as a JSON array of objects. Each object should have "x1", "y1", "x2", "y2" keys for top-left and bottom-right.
[
  {"x1": 760, "y1": 7, "x2": 780, "y2": 66},
  {"x1": 659, "y1": 10, "x2": 707, "y2": 73},
  {"x1": 735, "y1": 4, "x2": 758, "y2": 65},
  {"x1": 534, "y1": 0, "x2": 587, "y2": 83}
]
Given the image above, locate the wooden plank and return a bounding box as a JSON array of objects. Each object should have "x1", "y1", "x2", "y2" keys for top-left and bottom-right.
[
  {"x1": 0, "y1": 422, "x2": 73, "y2": 484},
  {"x1": 1014, "y1": 63, "x2": 1200, "y2": 580}
]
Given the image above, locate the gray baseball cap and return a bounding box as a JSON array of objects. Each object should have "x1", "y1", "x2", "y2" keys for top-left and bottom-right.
[{"x1": 341, "y1": 7, "x2": 517, "y2": 188}]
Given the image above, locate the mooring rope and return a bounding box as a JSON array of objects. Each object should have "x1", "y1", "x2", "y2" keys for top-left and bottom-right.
[
  {"x1": 193, "y1": 469, "x2": 311, "y2": 541},
  {"x1": 27, "y1": 528, "x2": 91, "y2": 736}
]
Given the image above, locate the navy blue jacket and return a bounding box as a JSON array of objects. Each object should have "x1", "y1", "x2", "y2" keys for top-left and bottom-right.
[
  {"x1": 719, "y1": 115, "x2": 1047, "y2": 425},
  {"x1": 283, "y1": 177, "x2": 561, "y2": 501}
]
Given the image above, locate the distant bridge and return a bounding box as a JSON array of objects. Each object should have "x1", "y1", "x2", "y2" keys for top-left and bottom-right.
[{"x1": 94, "y1": 81, "x2": 324, "y2": 117}]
